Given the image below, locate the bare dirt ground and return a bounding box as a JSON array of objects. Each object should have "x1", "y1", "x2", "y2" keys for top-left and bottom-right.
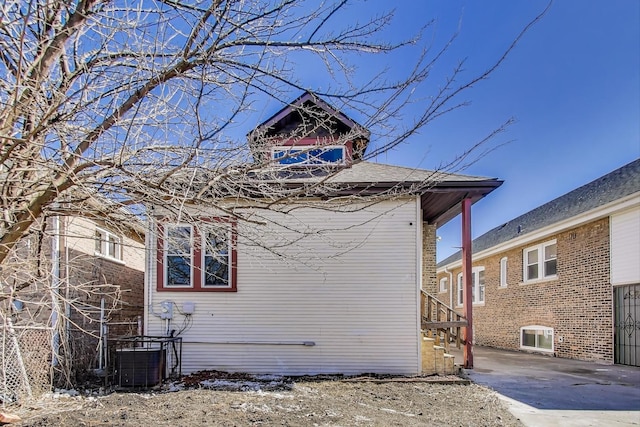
[{"x1": 7, "y1": 372, "x2": 523, "y2": 426}]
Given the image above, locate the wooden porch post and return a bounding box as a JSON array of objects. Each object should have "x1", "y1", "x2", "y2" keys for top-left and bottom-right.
[{"x1": 462, "y1": 198, "x2": 473, "y2": 369}]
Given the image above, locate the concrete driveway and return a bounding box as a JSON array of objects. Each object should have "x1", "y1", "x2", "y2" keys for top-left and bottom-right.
[{"x1": 451, "y1": 346, "x2": 640, "y2": 426}]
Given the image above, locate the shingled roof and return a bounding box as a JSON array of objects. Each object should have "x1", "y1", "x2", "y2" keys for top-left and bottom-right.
[{"x1": 438, "y1": 157, "x2": 640, "y2": 267}]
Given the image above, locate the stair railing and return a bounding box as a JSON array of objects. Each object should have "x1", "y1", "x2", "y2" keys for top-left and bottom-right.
[{"x1": 420, "y1": 290, "x2": 467, "y2": 349}]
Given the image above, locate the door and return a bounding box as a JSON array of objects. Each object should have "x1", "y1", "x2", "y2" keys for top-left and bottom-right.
[{"x1": 614, "y1": 284, "x2": 640, "y2": 366}]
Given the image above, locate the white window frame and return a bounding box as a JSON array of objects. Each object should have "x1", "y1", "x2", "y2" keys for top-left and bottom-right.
[
  {"x1": 456, "y1": 268, "x2": 485, "y2": 306},
  {"x1": 520, "y1": 325, "x2": 554, "y2": 352},
  {"x1": 95, "y1": 227, "x2": 123, "y2": 262},
  {"x1": 499, "y1": 257, "x2": 508, "y2": 288},
  {"x1": 523, "y1": 240, "x2": 557, "y2": 282},
  {"x1": 201, "y1": 224, "x2": 233, "y2": 289},
  {"x1": 471, "y1": 266, "x2": 485, "y2": 305},
  {"x1": 439, "y1": 277, "x2": 448, "y2": 293},
  {"x1": 164, "y1": 224, "x2": 194, "y2": 288},
  {"x1": 272, "y1": 145, "x2": 346, "y2": 166}
]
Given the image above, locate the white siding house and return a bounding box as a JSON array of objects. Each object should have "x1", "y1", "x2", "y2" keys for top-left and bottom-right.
[
  {"x1": 146, "y1": 199, "x2": 422, "y2": 375},
  {"x1": 143, "y1": 92, "x2": 502, "y2": 375}
]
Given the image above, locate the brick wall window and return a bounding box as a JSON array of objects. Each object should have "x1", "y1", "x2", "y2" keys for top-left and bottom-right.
[
  {"x1": 95, "y1": 227, "x2": 123, "y2": 261},
  {"x1": 520, "y1": 325, "x2": 554, "y2": 352},
  {"x1": 456, "y1": 267, "x2": 485, "y2": 305},
  {"x1": 439, "y1": 277, "x2": 448, "y2": 293},
  {"x1": 157, "y1": 219, "x2": 237, "y2": 292},
  {"x1": 472, "y1": 266, "x2": 485, "y2": 304},
  {"x1": 499, "y1": 257, "x2": 508, "y2": 288},
  {"x1": 523, "y1": 240, "x2": 557, "y2": 282}
]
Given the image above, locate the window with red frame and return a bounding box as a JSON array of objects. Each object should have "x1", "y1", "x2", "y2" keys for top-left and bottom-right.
[{"x1": 157, "y1": 220, "x2": 237, "y2": 292}]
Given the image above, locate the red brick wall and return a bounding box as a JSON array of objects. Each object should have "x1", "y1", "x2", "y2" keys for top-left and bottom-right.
[
  {"x1": 64, "y1": 247, "x2": 144, "y2": 371},
  {"x1": 437, "y1": 217, "x2": 613, "y2": 363},
  {"x1": 3, "y1": 217, "x2": 145, "y2": 379}
]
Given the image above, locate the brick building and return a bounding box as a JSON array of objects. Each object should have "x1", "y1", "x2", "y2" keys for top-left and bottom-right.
[
  {"x1": 437, "y1": 158, "x2": 640, "y2": 366},
  {"x1": 6, "y1": 214, "x2": 145, "y2": 379}
]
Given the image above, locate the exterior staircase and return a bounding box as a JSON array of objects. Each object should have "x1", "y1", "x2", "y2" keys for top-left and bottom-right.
[{"x1": 420, "y1": 290, "x2": 467, "y2": 375}]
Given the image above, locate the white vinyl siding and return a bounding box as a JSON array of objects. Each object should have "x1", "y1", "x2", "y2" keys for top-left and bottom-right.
[
  {"x1": 146, "y1": 198, "x2": 420, "y2": 375},
  {"x1": 611, "y1": 207, "x2": 640, "y2": 285}
]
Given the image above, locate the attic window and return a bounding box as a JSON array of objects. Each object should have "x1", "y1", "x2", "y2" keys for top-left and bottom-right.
[{"x1": 272, "y1": 146, "x2": 345, "y2": 166}]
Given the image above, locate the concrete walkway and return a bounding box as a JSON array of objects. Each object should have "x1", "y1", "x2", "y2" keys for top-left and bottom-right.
[{"x1": 450, "y1": 346, "x2": 640, "y2": 426}]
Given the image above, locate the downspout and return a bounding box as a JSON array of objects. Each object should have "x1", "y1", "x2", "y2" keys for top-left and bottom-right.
[
  {"x1": 461, "y1": 198, "x2": 473, "y2": 369},
  {"x1": 50, "y1": 213, "x2": 61, "y2": 366},
  {"x1": 416, "y1": 197, "x2": 423, "y2": 374},
  {"x1": 63, "y1": 216, "x2": 71, "y2": 349},
  {"x1": 143, "y1": 209, "x2": 154, "y2": 336}
]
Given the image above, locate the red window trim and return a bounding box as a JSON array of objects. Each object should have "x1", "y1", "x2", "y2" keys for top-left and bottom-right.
[{"x1": 157, "y1": 218, "x2": 237, "y2": 292}]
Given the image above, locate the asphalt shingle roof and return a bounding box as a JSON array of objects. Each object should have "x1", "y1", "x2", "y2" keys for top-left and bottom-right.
[
  {"x1": 437, "y1": 158, "x2": 640, "y2": 267},
  {"x1": 256, "y1": 161, "x2": 496, "y2": 185},
  {"x1": 326, "y1": 161, "x2": 494, "y2": 184}
]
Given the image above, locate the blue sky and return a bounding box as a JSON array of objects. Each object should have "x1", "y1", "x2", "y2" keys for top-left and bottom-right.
[
  {"x1": 361, "y1": 0, "x2": 640, "y2": 261},
  {"x1": 248, "y1": 1, "x2": 639, "y2": 261}
]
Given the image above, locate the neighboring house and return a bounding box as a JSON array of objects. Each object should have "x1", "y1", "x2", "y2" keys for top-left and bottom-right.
[
  {"x1": 6, "y1": 213, "x2": 145, "y2": 377},
  {"x1": 63, "y1": 215, "x2": 146, "y2": 370},
  {"x1": 437, "y1": 158, "x2": 640, "y2": 366},
  {"x1": 144, "y1": 92, "x2": 502, "y2": 376}
]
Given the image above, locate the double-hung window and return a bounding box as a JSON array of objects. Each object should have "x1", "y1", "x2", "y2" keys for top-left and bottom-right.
[
  {"x1": 202, "y1": 225, "x2": 231, "y2": 288},
  {"x1": 158, "y1": 220, "x2": 236, "y2": 292},
  {"x1": 523, "y1": 240, "x2": 557, "y2": 282},
  {"x1": 471, "y1": 267, "x2": 485, "y2": 304},
  {"x1": 95, "y1": 227, "x2": 122, "y2": 261},
  {"x1": 456, "y1": 267, "x2": 485, "y2": 305},
  {"x1": 439, "y1": 277, "x2": 448, "y2": 293},
  {"x1": 165, "y1": 224, "x2": 193, "y2": 287},
  {"x1": 499, "y1": 257, "x2": 508, "y2": 287}
]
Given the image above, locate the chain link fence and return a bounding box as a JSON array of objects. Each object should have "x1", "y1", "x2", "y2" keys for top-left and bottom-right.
[{"x1": 0, "y1": 324, "x2": 53, "y2": 406}]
